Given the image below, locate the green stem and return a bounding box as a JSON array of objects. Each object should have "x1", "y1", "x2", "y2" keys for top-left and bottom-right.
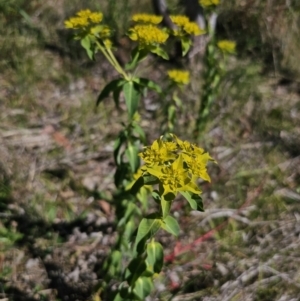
[
  {"x1": 106, "y1": 46, "x2": 129, "y2": 79},
  {"x1": 96, "y1": 41, "x2": 128, "y2": 79}
]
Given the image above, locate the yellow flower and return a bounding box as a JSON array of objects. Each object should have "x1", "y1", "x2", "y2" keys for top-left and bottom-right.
[
  {"x1": 170, "y1": 15, "x2": 204, "y2": 36},
  {"x1": 132, "y1": 13, "x2": 163, "y2": 25},
  {"x1": 89, "y1": 25, "x2": 111, "y2": 37},
  {"x1": 199, "y1": 0, "x2": 220, "y2": 8},
  {"x1": 158, "y1": 156, "x2": 192, "y2": 194},
  {"x1": 163, "y1": 141, "x2": 177, "y2": 152},
  {"x1": 77, "y1": 9, "x2": 92, "y2": 18},
  {"x1": 146, "y1": 155, "x2": 201, "y2": 196},
  {"x1": 170, "y1": 15, "x2": 190, "y2": 27},
  {"x1": 174, "y1": 135, "x2": 214, "y2": 173},
  {"x1": 183, "y1": 22, "x2": 204, "y2": 35},
  {"x1": 138, "y1": 134, "x2": 214, "y2": 196},
  {"x1": 65, "y1": 9, "x2": 112, "y2": 44},
  {"x1": 168, "y1": 70, "x2": 190, "y2": 85},
  {"x1": 128, "y1": 24, "x2": 169, "y2": 47},
  {"x1": 217, "y1": 40, "x2": 236, "y2": 54},
  {"x1": 65, "y1": 17, "x2": 89, "y2": 28},
  {"x1": 76, "y1": 9, "x2": 103, "y2": 23},
  {"x1": 139, "y1": 138, "x2": 176, "y2": 166},
  {"x1": 103, "y1": 39, "x2": 113, "y2": 48},
  {"x1": 89, "y1": 12, "x2": 103, "y2": 23},
  {"x1": 64, "y1": 9, "x2": 103, "y2": 30},
  {"x1": 175, "y1": 138, "x2": 194, "y2": 154},
  {"x1": 185, "y1": 154, "x2": 212, "y2": 182}
]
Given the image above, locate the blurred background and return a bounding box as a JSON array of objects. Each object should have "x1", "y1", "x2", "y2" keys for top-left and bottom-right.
[{"x1": 1, "y1": 0, "x2": 300, "y2": 300}]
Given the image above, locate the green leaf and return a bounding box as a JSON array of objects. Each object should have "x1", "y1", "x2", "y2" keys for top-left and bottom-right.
[
  {"x1": 161, "y1": 195, "x2": 172, "y2": 218},
  {"x1": 137, "y1": 187, "x2": 149, "y2": 211},
  {"x1": 125, "y1": 143, "x2": 139, "y2": 173},
  {"x1": 113, "y1": 132, "x2": 126, "y2": 165},
  {"x1": 135, "y1": 215, "x2": 161, "y2": 253},
  {"x1": 168, "y1": 105, "x2": 176, "y2": 119},
  {"x1": 180, "y1": 191, "x2": 204, "y2": 211},
  {"x1": 150, "y1": 46, "x2": 169, "y2": 60},
  {"x1": 181, "y1": 37, "x2": 192, "y2": 56},
  {"x1": 113, "y1": 292, "x2": 125, "y2": 301},
  {"x1": 114, "y1": 163, "x2": 130, "y2": 188},
  {"x1": 142, "y1": 174, "x2": 159, "y2": 185},
  {"x1": 133, "y1": 277, "x2": 154, "y2": 301},
  {"x1": 123, "y1": 219, "x2": 135, "y2": 242},
  {"x1": 119, "y1": 282, "x2": 131, "y2": 299},
  {"x1": 103, "y1": 250, "x2": 122, "y2": 278},
  {"x1": 130, "y1": 176, "x2": 144, "y2": 196},
  {"x1": 81, "y1": 35, "x2": 93, "y2": 60},
  {"x1": 123, "y1": 81, "x2": 140, "y2": 119},
  {"x1": 19, "y1": 9, "x2": 33, "y2": 25},
  {"x1": 132, "y1": 123, "x2": 146, "y2": 143},
  {"x1": 113, "y1": 85, "x2": 123, "y2": 108},
  {"x1": 161, "y1": 215, "x2": 180, "y2": 237},
  {"x1": 96, "y1": 79, "x2": 125, "y2": 106},
  {"x1": 126, "y1": 257, "x2": 147, "y2": 284},
  {"x1": 152, "y1": 190, "x2": 161, "y2": 204},
  {"x1": 134, "y1": 78, "x2": 162, "y2": 94},
  {"x1": 146, "y1": 241, "x2": 164, "y2": 273},
  {"x1": 126, "y1": 47, "x2": 149, "y2": 70},
  {"x1": 118, "y1": 202, "x2": 138, "y2": 227},
  {"x1": 90, "y1": 24, "x2": 106, "y2": 36},
  {"x1": 172, "y1": 92, "x2": 183, "y2": 108},
  {"x1": 129, "y1": 173, "x2": 156, "y2": 196}
]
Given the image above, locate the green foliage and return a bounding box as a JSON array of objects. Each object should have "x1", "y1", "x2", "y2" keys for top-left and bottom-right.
[
  {"x1": 194, "y1": 3, "x2": 237, "y2": 139},
  {"x1": 135, "y1": 215, "x2": 161, "y2": 253},
  {"x1": 161, "y1": 215, "x2": 180, "y2": 237},
  {"x1": 123, "y1": 81, "x2": 140, "y2": 119},
  {"x1": 97, "y1": 79, "x2": 125, "y2": 107},
  {"x1": 133, "y1": 276, "x2": 154, "y2": 300},
  {"x1": 180, "y1": 191, "x2": 204, "y2": 211},
  {"x1": 0, "y1": 0, "x2": 26, "y2": 16},
  {"x1": 0, "y1": 225, "x2": 23, "y2": 250},
  {"x1": 146, "y1": 240, "x2": 164, "y2": 273}
]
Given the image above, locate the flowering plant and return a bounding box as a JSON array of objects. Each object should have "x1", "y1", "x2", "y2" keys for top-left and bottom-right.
[
  {"x1": 137, "y1": 134, "x2": 213, "y2": 198},
  {"x1": 122, "y1": 134, "x2": 214, "y2": 299},
  {"x1": 157, "y1": 69, "x2": 190, "y2": 133},
  {"x1": 65, "y1": 9, "x2": 212, "y2": 301},
  {"x1": 217, "y1": 39, "x2": 236, "y2": 54},
  {"x1": 131, "y1": 13, "x2": 163, "y2": 24},
  {"x1": 167, "y1": 69, "x2": 190, "y2": 86},
  {"x1": 194, "y1": 1, "x2": 237, "y2": 139},
  {"x1": 169, "y1": 15, "x2": 206, "y2": 55}
]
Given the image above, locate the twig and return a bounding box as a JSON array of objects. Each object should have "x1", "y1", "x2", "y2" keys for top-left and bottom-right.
[{"x1": 262, "y1": 265, "x2": 300, "y2": 289}]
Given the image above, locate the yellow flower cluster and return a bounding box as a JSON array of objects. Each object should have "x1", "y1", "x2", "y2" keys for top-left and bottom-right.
[
  {"x1": 217, "y1": 40, "x2": 236, "y2": 54},
  {"x1": 199, "y1": 0, "x2": 220, "y2": 8},
  {"x1": 170, "y1": 15, "x2": 205, "y2": 36},
  {"x1": 128, "y1": 24, "x2": 169, "y2": 47},
  {"x1": 139, "y1": 135, "x2": 214, "y2": 196},
  {"x1": 167, "y1": 70, "x2": 190, "y2": 85},
  {"x1": 65, "y1": 9, "x2": 112, "y2": 47},
  {"x1": 170, "y1": 15, "x2": 190, "y2": 27},
  {"x1": 89, "y1": 25, "x2": 111, "y2": 39},
  {"x1": 65, "y1": 9, "x2": 103, "y2": 29},
  {"x1": 132, "y1": 13, "x2": 163, "y2": 25}
]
